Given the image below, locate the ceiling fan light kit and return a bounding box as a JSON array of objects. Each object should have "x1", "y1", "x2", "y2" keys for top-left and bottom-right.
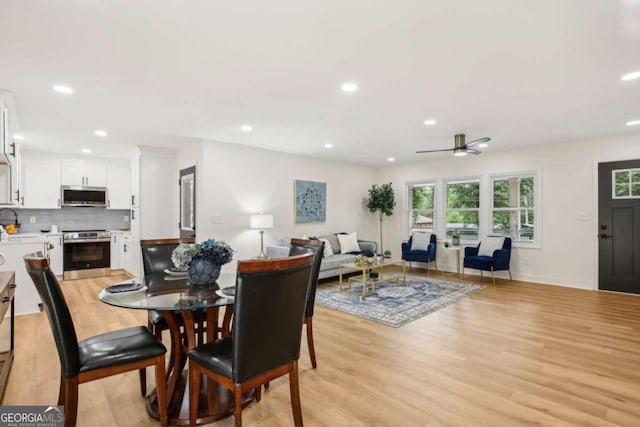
[{"x1": 417, "y1": 133, "x2": 490, "y2": 156}]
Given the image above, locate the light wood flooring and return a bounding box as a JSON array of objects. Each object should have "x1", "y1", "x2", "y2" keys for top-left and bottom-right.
[{"x1": 4, "y1": 269, "x2": 640, "y2": 426}]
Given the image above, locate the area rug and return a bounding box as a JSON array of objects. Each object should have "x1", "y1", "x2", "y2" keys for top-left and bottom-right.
[{"x1": 316, "y1": 275, "x2": 484, "y2": 327}]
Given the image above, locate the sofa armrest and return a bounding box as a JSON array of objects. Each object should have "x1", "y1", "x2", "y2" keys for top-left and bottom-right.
[{"x1": 358, "y1": 240, "x2": 377, "y2": 255}]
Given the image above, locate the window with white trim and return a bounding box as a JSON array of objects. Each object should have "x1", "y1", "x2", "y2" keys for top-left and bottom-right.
[
  {"x1": 612, "y1": 168, "x2": 640, "y2": 199},
  {"x1": 407, "y1": 182, "x2": 435, "y2": 235},
  {"x1": 491, "y1": 173, "x2": 536, "y2": 242},
  {"x1": 445, "y1": 178, "x2": 480, "y2": 240}
]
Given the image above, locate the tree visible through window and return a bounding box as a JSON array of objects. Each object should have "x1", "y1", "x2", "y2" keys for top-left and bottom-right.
[
  {"x1": 446, "y1": 179, "x2": 480, "y2": 240},
  {"x1": 613, "y1": 169, "x2": 640, "y2": 198},
  {"x1": 491, "y1": 174, "x2": 535, "y2": 241},
  {"x1": 408, "y1": 182, "x2": 435, "y2": 234}
]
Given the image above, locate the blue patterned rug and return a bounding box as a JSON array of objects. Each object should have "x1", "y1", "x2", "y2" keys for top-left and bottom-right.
[{"x1": 316, "y1": 276, "x2": 484, "y2": 327}]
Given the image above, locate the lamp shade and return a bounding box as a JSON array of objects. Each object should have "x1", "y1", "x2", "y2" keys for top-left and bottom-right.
[{"x1": 250, "y1": 214, "x2": 274, "y2": 229}]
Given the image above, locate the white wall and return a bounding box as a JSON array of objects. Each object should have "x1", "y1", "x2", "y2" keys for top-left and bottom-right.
[
  {"x1": 377, "y1": 132, "x2": 640, "y2": 289},
  {"x1": 187, "y1": 140, "x2": 378, "y2": 273}
]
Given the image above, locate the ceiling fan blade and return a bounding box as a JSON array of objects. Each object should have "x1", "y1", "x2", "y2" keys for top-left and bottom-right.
[
  {"x1": 416, "y1": 148, "x2": 455, "y2": 154},
  {"x1": 466, "y1": 148, "x2": 481, "y2": 155},
  {"x1": 465, "y1": 137, "x2": 491, "y2": 147}
]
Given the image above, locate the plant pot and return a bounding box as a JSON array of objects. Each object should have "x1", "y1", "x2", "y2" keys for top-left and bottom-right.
[
  {"x1": 188, "y1": 258, "x2": 221, "y2": 285},
  {"x1": 452, "y1": 236, "x2": 460, "y2": 246}
]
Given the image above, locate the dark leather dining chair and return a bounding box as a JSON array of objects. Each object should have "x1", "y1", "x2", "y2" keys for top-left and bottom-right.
[
  {"x1": 289, "y1": 238, "x2": 324, "y2": 369},
  {"x1": 139, "y1": 237, "x2": 194, "y2": 395},
  {"x1": 23, "y1": 252, "x2": 168, "y2": 427},
  {"x1": 188, "y1": 253, "x2": 314, "y2": 427}
]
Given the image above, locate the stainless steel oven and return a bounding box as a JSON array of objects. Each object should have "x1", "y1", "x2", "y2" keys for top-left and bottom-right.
[{"x1": 63, "y1": 230, "x2": 111, "y2": 280}]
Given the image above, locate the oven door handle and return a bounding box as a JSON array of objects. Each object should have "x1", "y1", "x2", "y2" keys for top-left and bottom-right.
[{"x1": 64, "y1": 239, "x2": 111, "y2": 244}]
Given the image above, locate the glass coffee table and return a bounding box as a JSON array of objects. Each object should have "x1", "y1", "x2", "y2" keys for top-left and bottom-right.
[{"x1": 339, "y1": 258, "x2": 406, "y2": 297}]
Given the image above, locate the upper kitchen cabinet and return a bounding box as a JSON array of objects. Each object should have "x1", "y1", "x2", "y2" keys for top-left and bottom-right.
[
  {"x1": 106, "y1": 161, "x2": 131, "y2": 209},
  {"x1": 20, "y1": 153, "x2": 62, "y2": 208},
  {"x1": 0, "y1": 91, "x2": 21, "y2": 206},
  {"x1": 60, "y1": 159, "x2": 107, "y2": 187}
]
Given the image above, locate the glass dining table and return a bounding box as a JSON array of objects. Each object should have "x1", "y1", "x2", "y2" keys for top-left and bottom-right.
[{"x1": 98, "y1": 272, "x2": 251, "y2": 426}]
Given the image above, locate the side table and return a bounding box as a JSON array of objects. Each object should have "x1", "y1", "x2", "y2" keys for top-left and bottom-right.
[{"x1": 441, "y1": 246, "x2": 462, "y2": 277}]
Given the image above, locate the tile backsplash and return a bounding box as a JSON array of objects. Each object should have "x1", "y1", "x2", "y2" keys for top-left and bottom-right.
[{"x1": 5, "y1": 207, "x2": 130, "y2": 233}]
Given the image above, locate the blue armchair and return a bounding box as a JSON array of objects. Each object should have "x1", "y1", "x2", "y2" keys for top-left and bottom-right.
[
  {"x1": 401, "y1": 233, "x2": 437, "y2": 272},
  {"x1": 463, "y1": 237, "x2": 512, "y2": 285}
]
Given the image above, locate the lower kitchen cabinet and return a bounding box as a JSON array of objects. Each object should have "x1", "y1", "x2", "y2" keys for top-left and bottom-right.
[
  {"x1": 0, "y1": 271, "x2": 15, "y2": 402},
  {"x1": 0, "y1": 239, "x2": 45, "y2": 315},
  {"x1": 121, "y1": 233, "x2": 142, "y2": 277},
  {"x1": 110, "y1": 231, "x2": 125, "y2": 270},
  {"x1": 46, "y1": 233, "x2": 63, "y2": 277}
]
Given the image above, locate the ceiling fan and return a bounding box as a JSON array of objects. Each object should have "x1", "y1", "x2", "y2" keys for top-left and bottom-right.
[{"x1": 416, "y1": 134, "x2": 491, "y2": 156}]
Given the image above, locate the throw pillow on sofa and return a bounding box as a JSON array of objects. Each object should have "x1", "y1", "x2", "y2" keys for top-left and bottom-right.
[
  {"x1": 318, "y1": 238, "x2": 334, "y2": 257},
  {"x1": 478, "y1": 237, "x2": 505, "y2": 257},
  {"x1": 338, "y1": 232, "x2": 361, "y2": 254}
]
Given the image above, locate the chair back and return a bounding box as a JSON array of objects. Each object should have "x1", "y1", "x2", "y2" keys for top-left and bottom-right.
[
  {"x1": 140, "y1": 237, "x2": 194, "y2": 275},
  {"x1": 23, "y1": 252, "x2": 80, "y2": 379},
  {"x1": 289, "y1": 238, "x2": 324, "y2": 318},
  {"x1": 232, "y1": 253, "x2": 314, "y2": 383}
]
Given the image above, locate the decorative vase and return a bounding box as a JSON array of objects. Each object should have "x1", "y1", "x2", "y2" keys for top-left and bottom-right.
[{"x1": 188, "y1": 258, "x2": 221, "y2": 285}]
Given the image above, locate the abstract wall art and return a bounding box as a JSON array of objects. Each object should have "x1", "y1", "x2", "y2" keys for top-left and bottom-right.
[{"x1": 294, "y1": 180, "x2": 326, "y2": 223}]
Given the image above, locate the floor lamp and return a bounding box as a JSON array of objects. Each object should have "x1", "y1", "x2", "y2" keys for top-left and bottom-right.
[{"x1": 250, "y1": 214, "x2": 274, "y2": 258}]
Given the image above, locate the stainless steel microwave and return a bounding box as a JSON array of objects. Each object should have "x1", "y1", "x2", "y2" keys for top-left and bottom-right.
[{"x1": 61, "y1": 185, "x2": 108, "y2": 207}]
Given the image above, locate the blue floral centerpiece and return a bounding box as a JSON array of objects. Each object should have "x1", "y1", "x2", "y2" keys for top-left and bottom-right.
[{"x1": 171, "y1": 238, "x2": 235, "y2": 285}]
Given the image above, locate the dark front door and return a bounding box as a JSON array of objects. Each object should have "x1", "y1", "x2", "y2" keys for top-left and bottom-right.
[
  {"x1": 179, "y1": 166, "x2": 196, "y2": 239},
  {"x1": 598, "y1": 159, "x2": 640, "y2": 294}
]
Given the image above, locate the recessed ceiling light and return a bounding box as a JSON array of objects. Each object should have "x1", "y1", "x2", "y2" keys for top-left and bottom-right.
[
  {"x1": 341, "y1": 82, "x2": 358, "y2": 93},
  {"x1": 621, "y1": 71, "x2": 640, "y2": 81},
  {"x1": 81, "y1": 148, "x2": 92, "y2": 154},
  {"x1": 477, "y1": 142, "x2": 489, "y2": 148},
  {"x1": 240, "y1": 125, "x2": 253, "y2": 132},
  {"x1": 52, "y1": 84, "x2": 74, "y2": 95},
  {"x1": 387, "y1": 157, "x2": 395, "y2": 162},
  {"x1": 13, "y1": 134, "x2": 24, "y2": 141},
  {"x1": 423, "y1": 119, "x2": 437, "y2": 126},
  {"x1": 626, "y1": 119, "x2": 640, "y2": 126},
  {"x1": 93, "y1": 129, "x2": 108, "y2": 137},
  {"x1": 324, "y1": 143, "x2": 333, "y2": 149}
]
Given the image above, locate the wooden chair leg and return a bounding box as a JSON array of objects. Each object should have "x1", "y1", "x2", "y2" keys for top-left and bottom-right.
[
  {"x1": 264, "y1": 382, "x2": 270, "y2": 389},
  {"x1": 305, "y1": 316, "x2": 317, "y2": 369},
  {"x1": 255, "y1": 385, "x2": 262, "y2": 402},
  {"x1": 234, "y1": 386, "x2": 243, "y2": 427},
  {"x1": 155, "y1": 355, "x2": 168, "y2": 427},
  {"x1": 58, "y1": 372, "x2": 65, "y2": 405},
  {"x1": 139, "y1": 368, "x2": 147, "y2": 396},
  {"x1": 289, "y1": 361, "x2": 303, "y2": 427},
  {"x1": 189, "y1": 362, "x2": 201, "y2": 427},
  {"x1": 62, "y1": 376, "x2": 79, "y2": 427}
]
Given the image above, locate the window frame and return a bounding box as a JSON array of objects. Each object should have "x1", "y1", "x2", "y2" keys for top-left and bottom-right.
[
  {"x1": 406, "y1": 180, "x2": 437, "y2": 236},
  {"x1": 490, "y1": 171, "x2": 541, "y2": 246},
  {"x1": 444, "y1": 177, "x2": 481, "y2": 242}
]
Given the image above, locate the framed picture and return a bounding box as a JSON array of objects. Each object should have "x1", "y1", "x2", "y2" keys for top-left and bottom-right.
[{"x1": 295, "y1": 180, "x2": 326, "y2": 223}]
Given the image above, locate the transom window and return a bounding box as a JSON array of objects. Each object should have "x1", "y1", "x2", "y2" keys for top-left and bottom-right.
[
  {"x1": 445, "y1": 179, "x2": 480, "y2": 240},
  {"x1": 407, "y1": 182, "x2": 435, "y2": 235},
  {"x1": 491, "y1": 174, "x2": 535, "y2": 242},
  {"x1": 612, "y1": 169, "x2": 640, "y2": 199}
]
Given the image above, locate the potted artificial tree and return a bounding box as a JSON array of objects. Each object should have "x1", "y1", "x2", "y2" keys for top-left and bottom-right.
[{"x1": 367, "y1": 182, "x2": 396, "y2": 258}]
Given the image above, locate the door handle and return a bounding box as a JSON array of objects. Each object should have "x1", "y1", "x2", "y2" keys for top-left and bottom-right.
[{"x1": 599, "y1": 233, "x2": 614, "y2": 239}]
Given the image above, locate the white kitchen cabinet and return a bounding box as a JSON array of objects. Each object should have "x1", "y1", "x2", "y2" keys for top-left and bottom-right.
[
  {"x1": 130, "y1": 150, "x2": 140, "y2": 207},
  {"x1": 61, "y1": 159, "x2": 107, "y2": 187},
  {"x1": 46, "y1": 233, "x2": 63, "y2": 277},
  {"x1": 107, "y1": 163, "x2": 131, "y2": 209},
  {"x1": 0, "y1": 92, "x2": 21, "y2": 206},
  {"x1": 121, "y1": 233, "x2": 142, "y2": 277},
  {"x1": 0, "y1": 237, "x2": 46, "y2": 315},
  {"x1": 20, "y1": 155, "x2": 62, "y2": 208},
  {"x1": 110, "y1": 231, "x2": 125, "y2": 269}
]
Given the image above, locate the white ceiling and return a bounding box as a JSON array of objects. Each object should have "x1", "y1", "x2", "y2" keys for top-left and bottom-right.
[{"x1": 0, "y1": 0, "x2": 639, "y2": 165}]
